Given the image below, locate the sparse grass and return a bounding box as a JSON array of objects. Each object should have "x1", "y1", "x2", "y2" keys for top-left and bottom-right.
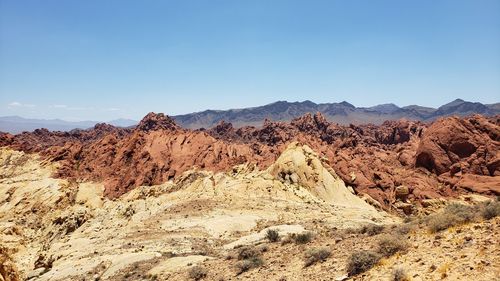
[
  {"x1": 265, "y1": 229, "x2": 280, "y2": 242},
  {"x1": 303, "y1": 247, "x2": 331, "y2": 267},
  {"x1": 481, "y1": 200, "x2": 500, "y2": 220},
  {"x1": 359, "y1": 224, "x2": 385, "y2": 236},
  {"x1": 293, "y1": 232, "x2": 313, "y2": 244},
  {"x1": 235, "y1": 257, "x2": 263, "y2": 275},
  {"x1": 346, "y1": 250, "x2": 381, "y2": 276},
  {"x1": 377, "y1": 234, "x2": 409, "y2": 257},
  {"x1": 188, "y1": 266, "x2": 207, "y2": 280},
  {"x1": 427, "y1": 203, "x2": 476, "y2": 233},
  {"x1": 392, "y1": 267, "x2": 410, "y2": 281}
]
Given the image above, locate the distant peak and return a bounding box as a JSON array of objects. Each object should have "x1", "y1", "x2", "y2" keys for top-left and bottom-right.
[
  {"x1": 136, "y1": 112, "x2": 179, "y2": 132},
  {"x1": 339, "y1": 101, "x2": 355, "y2": 108}
]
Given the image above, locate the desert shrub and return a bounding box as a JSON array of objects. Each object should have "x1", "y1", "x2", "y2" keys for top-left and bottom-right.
[
  {"x1": 236, "y1": 257, "x2": 263, "y2": 274},
  {"x1": 346, "y1": 250, "x2": 381, "y2": 276},
  {"x1": 445, "y1": 203, "x2": 476, "y2": 222},
  {"x1": 481, "y1": 200, "x2": 500, "y2": 220},
  {"x1": 303, "y1": 247, "x2": 331, "y2": 267},
  {"x1": 294, "y1": 232, "x2": 313, "y2": 244},
  {"x1": 265, "y1": 229, "x2": 280, "y2": 242},
  {"x1": 394, "y1": 223, "x2": 413, "y2": 235},
  {"x1": 427, "y1": 203, "x2": 476, "y2": 233},
  {"x1": 359, "y1": 224, "x2": 384, "y2": 236},
  {"x1": 237, "y1": 246, "x2": 260, "y2": 260},
  {"x1": 392, "y1": 267, "x2": 409, "y2": 281},
  {"x1": 188, "y1": 266, "x2": 207, "y2": 280},
  {"x1": 377, "y1": 234, "x2": 409, "y2": 257}
]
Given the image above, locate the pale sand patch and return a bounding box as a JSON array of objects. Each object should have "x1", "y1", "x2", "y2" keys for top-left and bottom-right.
[
  {"x1": 223, "y1": 224, "x2": 306, "y2": 249},
  {"x1": 161, "y1": 212, "x2": 274, "y2": 238},
  {"x1": 75, "y1": 182, "x2": 104, "y2": 209}
]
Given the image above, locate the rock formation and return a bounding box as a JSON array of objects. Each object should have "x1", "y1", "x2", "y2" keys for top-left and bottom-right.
[{"x1": 1, "y1": 112, "x2": 498, "y2": 206}]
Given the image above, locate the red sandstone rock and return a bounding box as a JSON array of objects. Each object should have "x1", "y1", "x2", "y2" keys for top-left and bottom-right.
[{"x1": 1, "y1": 112, "x2": 498, "y2": 206}]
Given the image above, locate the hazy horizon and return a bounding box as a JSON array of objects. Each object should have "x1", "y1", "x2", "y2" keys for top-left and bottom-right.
[
  {"x1": 1, "y1": 0, "x2": 499, "y2": 121},
  {"x1": 1, "y1": 98, "x2": 498, "y2": 122}
]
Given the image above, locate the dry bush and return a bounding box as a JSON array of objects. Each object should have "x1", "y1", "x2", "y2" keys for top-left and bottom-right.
[
  {"x1": 293, "y1": 232, "x2": 313, "y2": 244},
  {"x1": 427, "y1": 203, "x2": 476, "y2": 233},
  {"x1": 359, "y1": 224, "x2": 384, "y2": 236},
  {"x1": 303, "y1": 247, "x2": 331, "y2": 267},
  {"x1": 392, "y1": 222, "x2": 414, "y2": 235},
  {"x1": 392, "y1": 267, "x2": 409, "y2": 281},
  {"x1": 377, "y1": 234, "x2": 409, "y2": 257},
  {"x1": 265, "y1": 229, "x2": 280, "y2": 242},
  {"x1": 346, "y1": 250, "x2": 381, "y2": 276},
  {"x1": 237, "y1": 246, "x2": 260, "y2": 260},
  {"x1": 188, "y1": 266, "x2": 207, "y2": 280},
  {"x1": 235, "y1": 246, "x2": 264, "y2": 275},
  {"x1": 235, "y1": 257, "x2": 263, "y2": 275},
  {"x1": 481, "y1": 200, "x2": 500, "y2": 220},
  {"x1": 445, "y1": 203, "x2": 476, "y2": 221}
]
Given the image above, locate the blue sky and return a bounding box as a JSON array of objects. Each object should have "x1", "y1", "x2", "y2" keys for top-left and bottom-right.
[{"x1": 1, "y1": 0, "x2": 499, "y2": 121}]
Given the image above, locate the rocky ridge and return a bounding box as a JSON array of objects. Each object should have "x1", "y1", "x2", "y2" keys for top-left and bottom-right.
[{"x1": 0, "y1": 112, "x2": 498, "y2": 210}]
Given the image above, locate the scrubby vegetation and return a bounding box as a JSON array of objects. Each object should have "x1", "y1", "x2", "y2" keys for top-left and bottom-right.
[
  {"x1": 235, "y1": 246, "x2": 264, "y2": 274},
  {"x1": 359, "y1": 224, "x2": 385, "y2": 236},
  {"x1": 237, "y1": 246, "x2": 260, "y2": 260},
  {"x1": 236, "y1": 257, "x2": 264, "y2": 275},
  {"x1": 346, "y1": 250, "x2": 381, "y2": 276},
  {"x1": 481, "y1": 200, "x2": 500, "y2": 220},
  {"x1": 427, "y1": 203, "x2": 476, "y2": 233},
  {"x1": 265, "y1": 229, "x2": 280, "y2": 242},
  {"x1": 188, "y1": 266, "x2": 207, "y2": 280},
  {"x1": 303, "y1": 247, "x2": 331, "y2": 267},
  {"x1": 392, "y1": 267, "x2": 409, "y2": 281},
  {"x1": 293, "y1": 232, "x2": 313, "y2": 244},
  {"x1": 377, "y1": 234, "x2": 409, "y2": 257},
  {"x1": 346, "y1": 232, "x2": 410, "y2": 276}
]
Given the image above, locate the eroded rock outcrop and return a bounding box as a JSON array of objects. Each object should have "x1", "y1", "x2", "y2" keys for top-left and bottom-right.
[{"x1": 415, "y1": 115, "x2": 499, "y2": 195}]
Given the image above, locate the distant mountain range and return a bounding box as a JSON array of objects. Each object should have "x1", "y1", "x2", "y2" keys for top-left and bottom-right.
[
  {"x1": 0, "y1": 116, "x2": 137, "y2": 134},
  {"x1": 173, "y1": 98, "x2": 500, "y2": 129},
  {"x1": 1, "y1": 99, "x2": 498, "y2": 133}
]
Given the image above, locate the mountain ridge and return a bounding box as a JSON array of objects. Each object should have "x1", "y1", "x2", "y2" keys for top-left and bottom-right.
[
  {"x1": 1, "y1": 99, "x2": 498, "y2": 133},
  {"x1": 174, "y1": 98, "x2": 499, "y2": 129}
]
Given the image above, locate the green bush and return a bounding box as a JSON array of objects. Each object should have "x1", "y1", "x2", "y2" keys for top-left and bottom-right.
[
  {"x1": 304, "y1": 247, "x2": 331, "y2": 267},
  {"x1": 346, "y1": 250, "x2": 381, "y2": 276}
]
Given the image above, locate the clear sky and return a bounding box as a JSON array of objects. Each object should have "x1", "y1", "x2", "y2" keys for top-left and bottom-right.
[{"x1": 1, "y1": 0, "x2": 499, "y2": 121}]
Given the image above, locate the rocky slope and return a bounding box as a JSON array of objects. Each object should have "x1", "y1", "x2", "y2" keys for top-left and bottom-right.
[
  {"x1": 1, "y1": 146, "x2": 498, "y2": 281},
  {"x1": 0, "y1": 145, "x2": 394, "y2": 281}
]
